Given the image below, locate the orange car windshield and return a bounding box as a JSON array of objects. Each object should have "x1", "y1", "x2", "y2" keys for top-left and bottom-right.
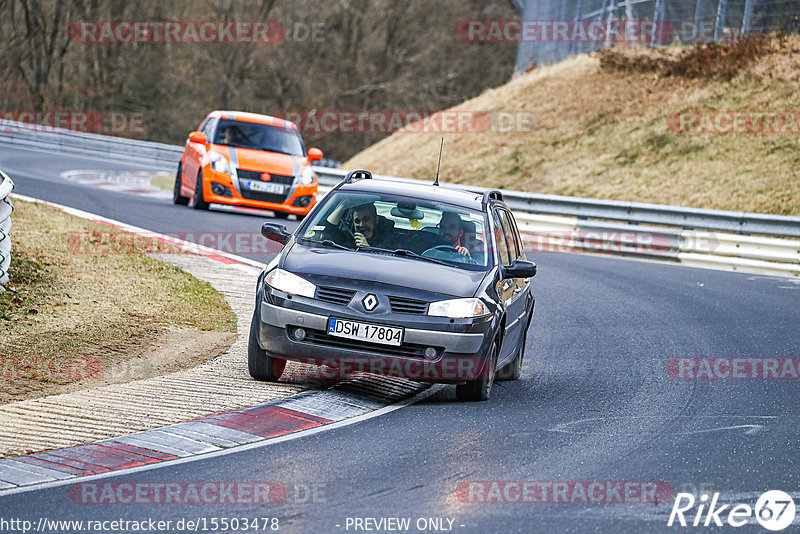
[{"x1": 214, "y1": 119, "x2": 305, "y2": 156}]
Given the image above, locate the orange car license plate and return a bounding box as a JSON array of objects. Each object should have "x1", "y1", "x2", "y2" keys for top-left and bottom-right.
[{"x1": 245, "y1": 180, "x2": 285, "y2": 194}]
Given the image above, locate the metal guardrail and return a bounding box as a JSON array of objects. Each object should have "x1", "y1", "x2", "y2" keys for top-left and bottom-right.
[
  {"x1": 0, "y1": 169, "x2": 14, "y2": 289},
  {"x1": 313, "y1": 168, "x2": 800, "y2": 239},
  {"x1": 0, "y1": 118, "x2": 183, "y2": 171}
]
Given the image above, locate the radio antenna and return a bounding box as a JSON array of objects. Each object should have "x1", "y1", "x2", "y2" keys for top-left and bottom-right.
[{"x1": 433, "y1": 137, "x2": 444, "y2": 186}]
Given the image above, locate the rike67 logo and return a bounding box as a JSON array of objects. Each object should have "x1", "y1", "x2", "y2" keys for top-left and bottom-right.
[{"x1": 668, "y1": 490, "x2": 796, "y2": 531}]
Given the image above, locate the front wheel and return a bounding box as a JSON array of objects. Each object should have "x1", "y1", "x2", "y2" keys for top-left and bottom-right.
[
  {"x1": 456, "y1": 338, "x2": 499, "y2": 402},
  {"x1": 173, "y1": 163, "x2": 189, "y2": 205},
  {"x1": 248, "y1": 307, "x2": 286, "y2": 381},
  {"x1": 192, "y1": 170, "x2": 209, "y2": 210}
]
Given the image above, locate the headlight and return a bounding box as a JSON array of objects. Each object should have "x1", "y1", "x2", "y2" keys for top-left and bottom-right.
[
  {"x1": 266, "y1": 269, "x2": 316, "y2": 298},
  {"x1": 300, "y1": 166, "x2": 315, "y2": 185},
  {"x1": 209, "y1": 152, "x2": 233, "y2": 175},
  {"x1": 428, "y1": 298, "x2": 489, "y2": 318}
]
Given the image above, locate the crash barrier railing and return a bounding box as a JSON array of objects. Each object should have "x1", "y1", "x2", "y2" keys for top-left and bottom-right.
[
  {"x1": 314, "y1": 168, "x2": 800, "y2": 277},
  {"x1": 0, "y1": 118, "x2": 182, "y2": 171},
  {"x1": 0, "y1": 169, "x2": 14, "y2": 290},
  {"x1": 1, "y1": 120, "x2": 798, "y2": 276},
  {"x1": 0, "y1": 118, "x2": 341, "y2": 171}
]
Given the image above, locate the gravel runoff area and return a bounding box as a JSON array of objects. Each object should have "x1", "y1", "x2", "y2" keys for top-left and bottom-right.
[{"x1": 0, "y1": 253, "x2": 308, "y2": 457}]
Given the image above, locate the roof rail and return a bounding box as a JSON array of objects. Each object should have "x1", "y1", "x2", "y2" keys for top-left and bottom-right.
[
  {"x1": 482, "y1": 190, "x2": 504, "y2": 206},
  {"x1": 343, "y1": 169, "x2": 373, "y2": 184}
]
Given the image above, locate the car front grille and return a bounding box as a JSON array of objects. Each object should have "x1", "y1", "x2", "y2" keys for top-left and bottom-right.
[
  {"x1": 316, "y1": 286, "x2": 357, "y2": 306},
  {"x1": 237, "y1": 169, "x2": 295, "y2": 184},
  {"x1": 237, "y1": 169, "x2": 294, "y2": 203},
  {"x1": 302, "y1": 329, "x2": 439, "y2": 359},
  {"x1": 388, "y1": 296, "x2": 428, "y2": 315}
]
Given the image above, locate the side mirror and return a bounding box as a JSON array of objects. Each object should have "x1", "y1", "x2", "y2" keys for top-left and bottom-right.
[
  {"x1": 188, "y1": 131, "x2": 207, "y2": 145},
  {"x1": 307, "y1": 147, "x2": 323, "y2": 161},
  {"x1": 261, "y1": 222, "x2": 291, "y2": 245},
  {"x1": 502, "y1": 259, "x2": 537, "y2": 279}
]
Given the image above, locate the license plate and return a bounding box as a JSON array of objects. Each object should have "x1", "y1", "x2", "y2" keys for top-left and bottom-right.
[
  {"x1": 245, "y1": 180, "x2": 285, "y2": 194},
  {"x1": 327, "y1": 318, "x2": 404, "y2": 347}
]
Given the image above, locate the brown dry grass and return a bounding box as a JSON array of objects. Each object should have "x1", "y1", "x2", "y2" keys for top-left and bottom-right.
[
  {"x1": 0, "y1": 200, "x2": 237, "y2": 403},
  {"x1": 345, "y1": 33, "x2": 800, "y2": 215}
]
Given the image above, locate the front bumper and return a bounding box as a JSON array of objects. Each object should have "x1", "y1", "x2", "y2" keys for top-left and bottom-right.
[
  {"x1": 257, "y1": 300, "x2": 492, "y2": 382},
  {"x1": 202, "y1": 168, "x2": 317, "y2": 215}
]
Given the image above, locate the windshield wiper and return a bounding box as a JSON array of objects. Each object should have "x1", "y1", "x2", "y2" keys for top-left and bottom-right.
[
  {"x1": 357, "y1": 246, "x2": 448, "y2": 266},
  {"x1": 305, "y1": 238, "x2": 352, "y2": 251},
  {"x1": 392, "y1": 248, "x2": 449, "y2": 266}
]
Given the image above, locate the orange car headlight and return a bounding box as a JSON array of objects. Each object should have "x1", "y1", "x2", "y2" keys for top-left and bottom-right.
[{"x1": 209, "y1": 152, "x2": 234, "y2": 175}]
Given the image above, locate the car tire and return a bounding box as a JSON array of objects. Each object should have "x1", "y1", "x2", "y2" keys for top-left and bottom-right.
[
  {"x1": 497, "y1": 327, "x2": 527, "y2": 381},
  {"x1": 173, "y1": 163, "x2": 190, "y2": 205},
  {"x1": 273, "y1": 211, "x2": 290, "y2": 219},
  {"x1": 192, "y1": 170, "x2": 209, "y2": 210},
  {"x1": 456, "y1": 337, "x2": 499, "y2": 402},
  {"x1": 248, "y1": 306, "x2": 286, "y2": 381}
]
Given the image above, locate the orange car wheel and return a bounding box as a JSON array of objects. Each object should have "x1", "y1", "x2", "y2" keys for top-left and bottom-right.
[{"x1": 192, "y1": 170, "x2": 209, "y2": 210}]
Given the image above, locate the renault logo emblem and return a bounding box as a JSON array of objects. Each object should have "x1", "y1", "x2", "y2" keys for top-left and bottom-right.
[{"x1": 362, "y1": 294, "x2": 378, "y2": 311}]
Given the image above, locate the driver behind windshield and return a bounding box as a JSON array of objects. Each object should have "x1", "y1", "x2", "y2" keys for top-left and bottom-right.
[
  {"x1": 321, "y1": 200, "x2": 395, "y2": 249},
  {"x1": 221, "y1": 125, "x2": 243, "y2": 145},
  {"x1": 438, "y1": 211, "x2": 471, "y2": 257},
  {"x1": 352, "y1": 202, "x2": 395, "y2": 248}
]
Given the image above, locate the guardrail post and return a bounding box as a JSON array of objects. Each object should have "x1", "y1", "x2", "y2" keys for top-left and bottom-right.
[
  {"x1": 714, "y1": 0, "x2": 728, "y2": 41},
  {"x1": 0, "y1": 170, "x2": 15, "y2": 291},
  {"x1": 652, "y1": 0, "x2": 665, "y2": 45},
  {"x1": 741, "y1": 0, "x2": 754, "y2": 35},
  {"x1": 693, "y1": 0, "x2": 705, "y2": 40}
]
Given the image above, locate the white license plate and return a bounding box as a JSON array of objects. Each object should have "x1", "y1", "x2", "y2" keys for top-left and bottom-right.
[
  {"x1": 327, "y1": 318, "x2": 404, "y2": 347},
  {"x1": 245, "y1": 180, "x2": 285, "y2": 194}
]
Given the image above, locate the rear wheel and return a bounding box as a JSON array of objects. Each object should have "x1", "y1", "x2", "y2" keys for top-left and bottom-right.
[
  {"x1": 173, "y1": 163, "x2": 189, "y2": 205},
  {"x1": 192, "y1": 170, "x2": 209, "y2": 210},
  {"x1": 248, "y1": 306, "x2": 286, "y2": 381},
  {"x1": 456, "y1": 338, "x2": 499, "y2": 402}
]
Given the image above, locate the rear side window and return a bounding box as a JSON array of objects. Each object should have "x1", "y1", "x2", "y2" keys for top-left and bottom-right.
[
  {"x1": 492, "y1": 210, "x2": 512, "y2": 267},
  {"x1": 500, "y1": 209, "x2": 523, "y2": 261}
]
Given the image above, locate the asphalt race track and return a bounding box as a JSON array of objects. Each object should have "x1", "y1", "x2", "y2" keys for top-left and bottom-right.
[{"x1": 1, "y1": 145, "x2": 799, "y2": 533}]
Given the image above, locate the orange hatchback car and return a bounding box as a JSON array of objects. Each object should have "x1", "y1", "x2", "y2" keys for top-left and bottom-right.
[{"x1": 174, "y1": 110, "x2": 322, "y2": 218}]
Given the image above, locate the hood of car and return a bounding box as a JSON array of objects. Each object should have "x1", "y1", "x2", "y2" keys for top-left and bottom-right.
[
  {"x1": 283, "y1": 245, "x2": 488, "y2": 299},
  {"x1": 212, "y1": 145, "x2": 302, "y2": 176}
]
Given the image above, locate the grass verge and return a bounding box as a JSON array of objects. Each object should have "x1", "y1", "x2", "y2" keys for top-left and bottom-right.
[{"x1": 0, "y1": 199, "x2": 238, "y2": 404}]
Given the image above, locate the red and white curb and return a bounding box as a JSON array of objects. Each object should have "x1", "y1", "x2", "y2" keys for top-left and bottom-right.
[
  {"x1": 0, "y1": 381, "x2": 434, "y2": 494},
  {"x1": 1, "y1": 194, "x2": 433, "y2": 494}
]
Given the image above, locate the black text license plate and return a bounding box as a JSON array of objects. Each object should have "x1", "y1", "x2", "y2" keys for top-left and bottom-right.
[{"x1": 327, "y1": 318, "x2": 403, "y2": 347}]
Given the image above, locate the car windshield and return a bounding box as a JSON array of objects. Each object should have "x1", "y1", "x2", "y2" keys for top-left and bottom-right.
[
  {"x1": 299, "y1": 190, "x2": 492, "y2": 271},
  {"x1": 213, "y1": 119, "x2": 305, "y2": 156}
]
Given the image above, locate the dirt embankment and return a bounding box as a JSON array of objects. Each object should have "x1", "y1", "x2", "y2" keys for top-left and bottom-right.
[{"x1": 345, "y1": 33, "x2": 800, "y2": 216}]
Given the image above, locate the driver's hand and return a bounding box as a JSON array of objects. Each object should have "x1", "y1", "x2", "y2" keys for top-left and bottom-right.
[
  {"x1": 455, "y1": 245, "x2": 470, "y2": 257},
  {"x1": 354, "y1": 232, "x2": 370, "y2": 247}
]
